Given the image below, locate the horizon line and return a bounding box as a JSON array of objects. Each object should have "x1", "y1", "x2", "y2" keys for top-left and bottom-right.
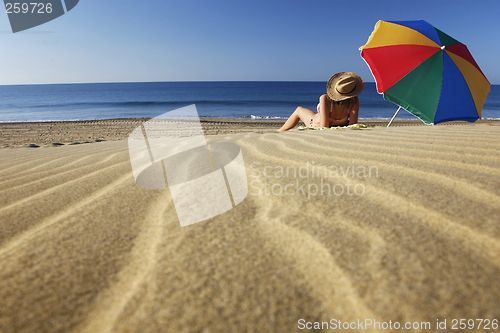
[
  {"x1": 1, "y1": 80, "x2": 498, "y2": 87},
  {"x1": 0, "y1": 80, "x2": 379, "y2": 87}
]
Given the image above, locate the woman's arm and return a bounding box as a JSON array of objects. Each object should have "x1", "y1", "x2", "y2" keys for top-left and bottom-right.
[
  {"x1": 348, "y1": 96, "x2": 360, "y2": 125},
  {"x1": 318, "y1": 94, "x2": 330, "y2": 127}
]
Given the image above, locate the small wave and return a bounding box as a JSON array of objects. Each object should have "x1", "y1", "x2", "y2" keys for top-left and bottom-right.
[
  {"x1": 249, "y1": 115, "x2": 286, "y2": 119},
  {"x1": 24, "y1": 100, "x2": 311, "y2": 110}
]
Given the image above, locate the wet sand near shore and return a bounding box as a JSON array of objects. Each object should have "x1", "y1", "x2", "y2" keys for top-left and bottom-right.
[{"x1": 1, "y1": 118, "x2": 498, "y2": 148}]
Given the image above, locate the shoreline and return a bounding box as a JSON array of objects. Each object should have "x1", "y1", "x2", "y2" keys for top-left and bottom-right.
[{"x1": 1, "y1": 118, "x2": 499, "y2": 148}]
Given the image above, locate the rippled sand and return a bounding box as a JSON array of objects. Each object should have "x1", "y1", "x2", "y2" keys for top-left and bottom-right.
[{"x1": 0, "y1": 122, "x2": 499, "y2": 332}]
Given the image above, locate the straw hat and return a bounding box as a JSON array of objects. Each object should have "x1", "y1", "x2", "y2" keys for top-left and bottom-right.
[{"x1": 327, "y1": 72, "x2": 365, "y2": 101}]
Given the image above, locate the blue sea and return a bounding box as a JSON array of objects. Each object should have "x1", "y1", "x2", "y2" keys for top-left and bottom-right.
[{"x1": 0, "y1": 82, "x2": 499, "y2": 122}]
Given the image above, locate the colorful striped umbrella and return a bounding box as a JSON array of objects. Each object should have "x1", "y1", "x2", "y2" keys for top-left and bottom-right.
[{"x1": 360, "y1": 20, "x2": 490, "y2": 126}]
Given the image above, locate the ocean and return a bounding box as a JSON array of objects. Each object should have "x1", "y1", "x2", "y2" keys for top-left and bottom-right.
[{"x1": 0, "y1": 81, "x2": 499, "y2": 122}]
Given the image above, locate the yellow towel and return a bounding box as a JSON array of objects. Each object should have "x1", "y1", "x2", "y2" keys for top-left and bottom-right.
[{"x1": 298, "y1": 124, "x2": 368, "y2": 130}]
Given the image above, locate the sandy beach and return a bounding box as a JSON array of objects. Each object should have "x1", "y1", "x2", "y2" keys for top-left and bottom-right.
[{"x1": 1, "y1": 119, "x2": 499, "y2": 332}]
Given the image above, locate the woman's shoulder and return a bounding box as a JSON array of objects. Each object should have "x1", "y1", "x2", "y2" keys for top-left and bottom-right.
[{"x1": 319, "y1": 94, "x2": 330, "y2": 104}]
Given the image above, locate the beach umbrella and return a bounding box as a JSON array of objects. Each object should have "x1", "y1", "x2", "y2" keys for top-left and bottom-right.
[{"x1": 360, "y1": 20, "x2": 490, "y2": 126}]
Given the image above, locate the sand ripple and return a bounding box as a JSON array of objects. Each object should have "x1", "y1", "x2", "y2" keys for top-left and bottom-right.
[{"x1": 1, "y1": 125, "x2": 499, "y2": 332}]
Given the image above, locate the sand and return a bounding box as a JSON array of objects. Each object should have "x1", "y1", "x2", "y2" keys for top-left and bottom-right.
[
  {"x1": 0, "y1": 119, "x2": 499, "y2": 332},
  {"x1": 2, "y1": 118, "x2": 498, "y2": 148}
]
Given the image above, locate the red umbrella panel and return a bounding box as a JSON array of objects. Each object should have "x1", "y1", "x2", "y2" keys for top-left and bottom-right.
[{"x1": 360, "y1": 20, "x2": 490, "y2": 125}]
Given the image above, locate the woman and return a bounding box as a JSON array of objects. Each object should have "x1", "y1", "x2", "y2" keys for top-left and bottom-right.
[{"x1": 278, "y1": 72, "x2": 364, "y2": 131}]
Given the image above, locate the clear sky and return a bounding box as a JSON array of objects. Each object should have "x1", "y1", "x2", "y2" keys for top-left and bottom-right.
[{"x1": 1, "y1": 0, "x2": 499, "y2": 85}]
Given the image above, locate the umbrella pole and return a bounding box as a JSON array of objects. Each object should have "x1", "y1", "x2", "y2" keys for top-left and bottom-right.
[{"x1": 387, "y1": 106, "x2": 402, "y2": 127}]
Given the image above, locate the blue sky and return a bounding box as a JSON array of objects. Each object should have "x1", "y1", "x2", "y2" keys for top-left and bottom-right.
[{"x1": 1, "y1": 0, "x2": 499, "y2": 85}]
